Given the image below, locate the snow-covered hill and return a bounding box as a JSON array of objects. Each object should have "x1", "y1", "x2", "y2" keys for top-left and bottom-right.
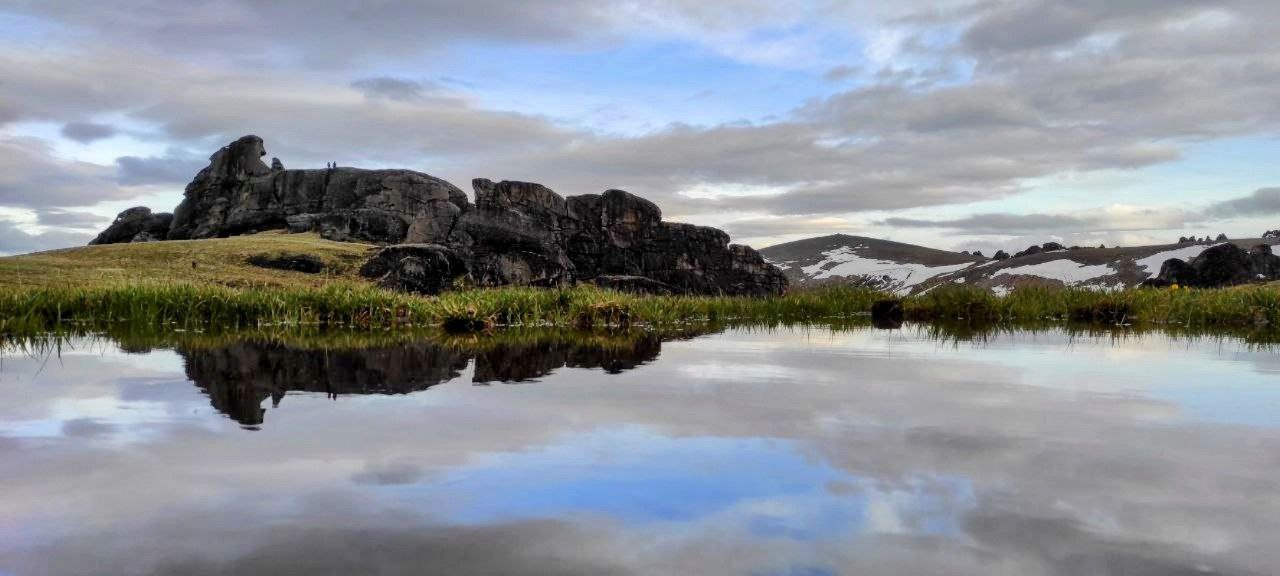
[
  {"x1": 760, "y1": 234, "x2": 985, "y2": 294},
  {"x1": 761, "y1": 234, "x2": 1280, "y2": 295}
]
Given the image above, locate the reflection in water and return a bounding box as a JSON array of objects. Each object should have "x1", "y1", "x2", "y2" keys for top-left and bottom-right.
[
  {"x1": 176, "y1": 330, "x2": 672, "y2": 426},
  {"x1": 2, "y1": 324, "x2": 1279, "y2": 575}
]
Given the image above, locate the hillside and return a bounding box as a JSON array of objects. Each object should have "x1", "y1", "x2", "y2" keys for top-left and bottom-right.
[
  {"x1": 763, "y1": 234, "x2": 1280, "y2": 295},
  {"x1": 0, "y1": 231, "x2": 377, "y2": 290},
  {"x1": 917, "y1": 238, "x2": 1280, "y2": 295},
  {"x1": 760, "y1": 234, "x2": 986, "y2": 293}
]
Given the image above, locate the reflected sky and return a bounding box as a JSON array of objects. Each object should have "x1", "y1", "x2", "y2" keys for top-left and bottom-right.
[{"x1": 1, "y1": 327, "x2": 1278, "y2": 575}]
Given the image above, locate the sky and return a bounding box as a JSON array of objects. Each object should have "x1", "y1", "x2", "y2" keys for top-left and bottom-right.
[{"x1": 1, "y1": 0, "x2": 1279, "y2": 255}]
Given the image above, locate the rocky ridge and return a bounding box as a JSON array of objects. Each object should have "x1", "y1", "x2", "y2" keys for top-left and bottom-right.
[{"x1": 92, "y1": 135, "x2": 786, "y2": 296}]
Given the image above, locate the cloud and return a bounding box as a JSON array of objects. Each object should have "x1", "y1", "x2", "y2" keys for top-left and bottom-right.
[
  {"x1": 60, "y1": 121, "x2": 116, "y2": 143},
  {"x1": 3, "y1": 1, "x2": 1280, "y2": 241},
  {"x1": 881, "y1": 206, "x2": 1195, "y2": 236},
  {"x1": 0, "y1": 217, "x2": 92, "y2": 254},
  {"x1": 1204, "y1": 187, "x2": 1280, "y2": 217},
  {"x1": 0, "y1": 136, "x2": 128, "y2": 208},
  {"x1": 822, "y1": 65, "x2": 860, "y2": 82},
  {"x1": 35, "y1": 208, "x2": 110, "y2": 229},
  {"x1": 351, "y1": 77, "x2": 435, "y2": 101},
  {"x1": 115, "y1": 148, "x2": 208, "y2": 186}
]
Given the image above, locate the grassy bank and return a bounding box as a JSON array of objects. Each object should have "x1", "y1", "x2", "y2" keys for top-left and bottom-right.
[
  {"x1": 0, "y1": 231, "x2": 1277, "y2": 334},
  {"x1": 0, "y1": 231, "x2": 376, "y2": 290},
  {"x1": 0, "y1": 280, "x2": 1277, "y2": 336},
  {"x1": 0, "y1": 282, "x2": 883, "y2": 334}
]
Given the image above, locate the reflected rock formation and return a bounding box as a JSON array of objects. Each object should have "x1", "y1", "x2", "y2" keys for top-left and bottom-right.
[
  {"x1": 182, "y1": 342, "x2": 469, "y2": 427},
  {"x1": 178, "y1": 331, "x2": 675, "y2": 426}
]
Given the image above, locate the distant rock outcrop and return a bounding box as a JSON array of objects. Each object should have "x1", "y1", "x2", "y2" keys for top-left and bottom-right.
[
  {"x1": 94, "y1": 135, "x2": 786, "y2": 296},
  {"x1": 1143, "y1": 243, "x2": 1280, "y2": 288},
  {"x1": 89, "y1": 207, "x2": 173, "y2": 245}
]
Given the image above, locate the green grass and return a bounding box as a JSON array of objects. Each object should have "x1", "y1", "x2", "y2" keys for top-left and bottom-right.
[
  {"x1": 0, "y1": 280, "x2": 1277, "y2": 337},
  {"x1": 904, "y1": 284, "x2": 1280, "y2": 328},
  {"x1": 0, "y1": 282, "x2": 883, "y2": 334}
]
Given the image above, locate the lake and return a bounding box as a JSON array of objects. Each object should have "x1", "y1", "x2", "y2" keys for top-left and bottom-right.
[{"x1": 1, "y1": 326, "x2": 1278, "y2": 575}]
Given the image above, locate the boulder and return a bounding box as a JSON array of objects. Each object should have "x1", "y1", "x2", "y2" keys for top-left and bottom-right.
[
  {"x1": 1145, "y1": 243, "x2": 1280, "y2": 287},
  {"x1": 89, "y1": 207, "x2": 173, "y2": 245},
  {"x1": 359, "y1": 244, "x2": 468, "y2": 295}
]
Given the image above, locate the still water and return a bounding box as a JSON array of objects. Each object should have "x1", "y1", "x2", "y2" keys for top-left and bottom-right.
[{"x1": 1, "y1": 326, "x2": 1278, "y2": 575}]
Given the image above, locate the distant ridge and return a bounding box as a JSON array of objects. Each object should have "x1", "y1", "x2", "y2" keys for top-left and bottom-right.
[
  {"x1": 762, "y1": 233, "x2": 1280, "y2": 295},
  {"x1": 760, "y1": 234, "x2": 984, "y2": 294}
]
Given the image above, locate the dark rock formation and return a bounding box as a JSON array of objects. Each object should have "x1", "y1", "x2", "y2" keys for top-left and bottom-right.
[
  {"x1": 167, "y1": 135, "x2": 467, "y2": 244},
  {"x1": 89, "y1": 207, "x2": 174, "y2": 245},
  {"x1": 246, "y1": 253, "x2": 325, "y2": 274},
  {"x1": 1143, "y1": 243, "x2": 1280, "y2": 288},
  {"x1": 993, "y1": 250, "x2": 1010, "y2": 260},
  {"x1": 1014, "y1": 245, "x2": 1043, "y2": 258},
  {"x1": 97, "y1": 135, "x2": 787, "y2": 296},
  {"x1": 359, "y1": 244, "x2": 469, "y2": 294}
]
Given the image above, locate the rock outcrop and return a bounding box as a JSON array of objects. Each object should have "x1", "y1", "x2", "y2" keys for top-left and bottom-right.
[
  {"x1": 89, "y1": 207, "x2": 174, "y2": 245},
  {"x1": 103, "y1": 135, "x2": 787, "y2": 296},
  {"x1": 1143, "y1": 243, "x2": 1280, "y2": 288}
]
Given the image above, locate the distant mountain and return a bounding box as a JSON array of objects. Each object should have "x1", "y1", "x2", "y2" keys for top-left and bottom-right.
[
  {"x1": 760, "y1": 234, "x2": 985, "y2": 294},
  {"x1": 761, "y1": 234, "x2": 1280, "y2": 295}
]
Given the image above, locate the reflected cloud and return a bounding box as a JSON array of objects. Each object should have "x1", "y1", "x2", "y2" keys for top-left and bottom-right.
[{"x1": 1, "y1": 326, "x2": 1278, "y2": 575}]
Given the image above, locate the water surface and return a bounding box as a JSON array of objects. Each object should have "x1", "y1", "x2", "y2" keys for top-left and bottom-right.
[{"x1": 2, "y1": 326, "x2": 1278, "y2": 575}]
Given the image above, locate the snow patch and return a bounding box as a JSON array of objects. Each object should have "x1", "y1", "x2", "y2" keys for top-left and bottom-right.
[
  {"x1": 800, "y1": 246, "x2": 974, "y2": 294},
  {"x1": 994, "y1": 259, "x2": 1114, "y2": 285}
]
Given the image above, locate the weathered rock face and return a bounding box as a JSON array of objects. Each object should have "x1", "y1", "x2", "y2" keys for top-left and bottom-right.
[
  {"x1": 90, "y1": 207, "x2": 174, "y2": 245},
  {"x1": 167, "y1": 135, "x2": 467, "y2": 243},
  {"x1": 359, "y1": 244, "x2": 469, "y2": 295},
  {"x1": 96, "y1": 135, "x2": 787, "y2": 296},
  {"x1": 1144, "y1": 243, "x2": 1280, "y2": 288}
]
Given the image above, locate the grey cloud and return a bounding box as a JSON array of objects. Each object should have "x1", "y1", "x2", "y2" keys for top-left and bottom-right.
[
  {"x1": 115, "y1": 149, "x2": 208, "y2": 186},
  {"x1": 0, "y1": 218, "x2": 92, "y2": 255},
  {"x1": 60, "y1": 121, "x2": 116, "y2": 143},
  {"x1": 2, "y1": 1, "x2": 1280, "y2": 223},
  {"x1": 5, "y1": 1, "x2": 613, "y2": 67},
  {"x1": 884, "y1": 213, "x2": 1091, "y2": 234},
  {"x1": 351, "y1": 76, "x2": 435, "y2": 101},
  {"x1": 720, "y1": 215, "x2": 859, "y2": 241},
  {"x1": 881, "y1": 207, "x2": 1196, "y2": 236},
  {"x1": 1205, "y1": 187, "x2": 1280, "y2": 217},
  {"x1": 35, "y1": 208, "x2": 109, "y2": 229},
  {"x1": 961, "y1": 0, "x2": 1215, "y2": 54},
  {"x1": 0, "y1": 137, "x2": 128, "y2": 208},
  {"x1": 823, "y1": 65, "x2": 860, "y2": 82},
  {"x1": 350, "y1": 462, "x2": 426, "y2": 486}
]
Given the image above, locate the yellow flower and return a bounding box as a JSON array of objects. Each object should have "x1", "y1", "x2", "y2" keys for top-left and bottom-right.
[{"x1": 1170, "y1": 283, "x2": 1180, "y2": 290}]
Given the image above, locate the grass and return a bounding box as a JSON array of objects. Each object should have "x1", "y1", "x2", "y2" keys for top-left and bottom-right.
[
  {"x1": 0, "y1": 232, "x2": 1277, "y2": 335},
  {"x1": 0, "y1": 231, "x2": 376, "y2": 290}
]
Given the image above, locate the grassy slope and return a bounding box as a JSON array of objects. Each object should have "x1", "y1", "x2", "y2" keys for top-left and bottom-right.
[{"x1": 0, "y1": 231, "x2": 378, "y2": 290}]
